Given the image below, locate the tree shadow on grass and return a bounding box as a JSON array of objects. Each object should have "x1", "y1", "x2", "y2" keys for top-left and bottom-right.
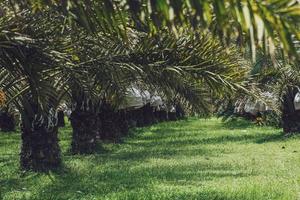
[
  {"x1": 28, "y1": 155, "x2": 255, "y2": 200},
  {"x1": 253, "y1": 131, "x2": 300, "y2": 144},
  {"x1": 255, "y1": 133, "x2": 285, "y2": 144},
  {"x1": 127, "y1": 129, "x2": 285, "y2": 150},
  {"x1": 221, "y1": 118, "x2": 255, "y2": 130},
  {"x1": 0, "y1": 132, "x2": 255, "y2": 200},
  {"x1": 0, "y1": 118, "x2": 289, "y2": 200},
  {"x1": 18, "y1": 119, "x2": 258, "y2": 199}
]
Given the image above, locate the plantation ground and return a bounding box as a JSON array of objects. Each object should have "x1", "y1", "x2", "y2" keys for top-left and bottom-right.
[{"x1": 0, "y1": 118, "x2": 300, "y2": 200}]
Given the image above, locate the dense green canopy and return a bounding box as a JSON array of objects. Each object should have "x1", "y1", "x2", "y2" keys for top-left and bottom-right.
[{"x1": 10, "y1": 0, "x2": 300, "y2": 61}]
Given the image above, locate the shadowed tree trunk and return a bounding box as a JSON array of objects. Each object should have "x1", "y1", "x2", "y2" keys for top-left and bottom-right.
[
  {"x1": 98, "y1": 102, "x2": 128, "y2": 142},
  {"x1": 126, "y1": 109, "x2": 138, "y2": 128},
  {"x1": 128, "y1": 104, "x2": 156, "y2": 127},
  {"x1": 57, "y1": 110, "x2": 65, "y2": 127},
  {"x1": 154, "y1": 109, "x2": 168, "y2": 122},
  {"x1": 282, "y1": 87, "x2": 300, "y2": 133},
  {"x1": 168, "y1": 111, "x2": 177, "y2": 121},
  {"x1": 20, "y1": 113, "x2": 61, "y2": 171},
  {"x1": 175, "y1": 104, "x2": 185, "y2": 119},
  {"x1": 118, "y1": 110, "x2": 129, "y2": 136},
  {"x1": 70, "y1": 109, "x2": 98, "y2": 154},
  {"x1": 141, "y1": 103, "x2": 155, "y2": 126},
  {"x1": 0, "y1": 111, "x2": 16, "y2": 132},
  {"x1": 133, "y1": 108, "x2": 144, "y2": 127},
  {"x1": 124, "y1": 107, "x2": 144, "y2": 127}
]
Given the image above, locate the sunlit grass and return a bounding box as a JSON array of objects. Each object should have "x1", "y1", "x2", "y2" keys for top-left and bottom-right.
[{"x1": 0, "y1": 117, "x2": 300, "y2": 200}]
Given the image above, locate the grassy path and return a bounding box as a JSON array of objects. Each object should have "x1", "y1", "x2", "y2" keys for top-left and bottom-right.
[{"x1": 0, "y1": 118, "x2": 300, "y2": 200}]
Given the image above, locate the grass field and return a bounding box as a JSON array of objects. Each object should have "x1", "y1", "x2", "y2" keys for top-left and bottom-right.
[{"x1": 0, "y1": 117, "x2": 300, "y2": 200}]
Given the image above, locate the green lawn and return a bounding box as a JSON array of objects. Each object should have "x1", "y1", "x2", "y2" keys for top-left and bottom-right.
[{"x1": 0, "y1": 118, "x2": 300, "y2": 200}]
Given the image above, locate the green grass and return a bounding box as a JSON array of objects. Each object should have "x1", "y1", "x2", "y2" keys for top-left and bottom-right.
[{"x1": 1, "y1": 117, "x2": 300, "y2": 200}]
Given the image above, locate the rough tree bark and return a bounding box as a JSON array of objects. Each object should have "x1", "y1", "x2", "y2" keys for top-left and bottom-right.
[
  {"x1": 133, "y1": 108, "x2": 144, "y2": 127},
  {"x1": 154, "y1": 109, "x2": 168, "y2": 122},
  {"x1": 20, "y1": 115, "x2": 61, "y2": 171},
  {"x1": 168, "y1": 111, "x2": 177, "y2": 121},
  {"x1": 70, "y1": 109, "x2": 98, "y2": 154},
  {"x1": 117, "y1": 110, "x2": 129, "y2": 136},
  {"x1": 125, "y1": 109, "x2": 139, "y2": 128},
  {"x1": 98, "y1": 103, "x2": 128, "y2": 142},
  {"x1": 175, "y1": 104, "x2": 185, "y2": 119},
  {"x1": 57, "y1": 110, "x2": 65, "y2": 127},
  {"x1": 141, "y1": 103, "x2": 156, "y2": 126}
]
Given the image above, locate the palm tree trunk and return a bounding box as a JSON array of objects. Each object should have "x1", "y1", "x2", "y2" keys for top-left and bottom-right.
[
  {"x1": 130, "y1": 104, "x2": 155, "y2": 127},
  {"x1": 168, "y1": 111, "x2": 177, "y2": 121},
  {"x1": 118, "y1": 110, "x2": 129, "y2": 136},
  {"x1": 57, "y1": 110, "x2": 65, "y2": 127},
  {"x1": 154, "y1": 109, "x2": 168, "y2": 122},
  {"x1": 126, "y1": 109, "x2": 138, "y2": 127},
  {"x1": 0, "y1": 111, "x2": 15, "y2": 132},
  {"x1": 175, "y1": 104, "x2": 185, "y2": 119},
  {"x1": 282, "y1": 87, "x2": 300, "y2": 133},
  {"x1": 20, "y1": 119, "x2": 61, "y2": 171},
  {"x1": 142, "y1": 103, "x2": 156, "y2": 126},
  {"x1": 134, "y1": 108, "x2": 144, "y2": 127},
  {"x1": 70, "y1": 110, "x2": 98, "y2": 154},
  {"x1": 98, "y1": 103, "x2": 128, "y2": 142}
]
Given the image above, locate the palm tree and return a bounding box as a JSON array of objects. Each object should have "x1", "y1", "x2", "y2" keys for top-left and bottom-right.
[
  {"x1": 274, "y1": 66, "x2": 300, "y2": 133},
  {"x1": 0, "y1": 7, "x2": 72, "y2": 171},
  {"x1": 69, "y1": 93, "x2": 100, "y2": 154},
  {"x1": 0, "y1": 36, "x2": 63, "y2": 171}
]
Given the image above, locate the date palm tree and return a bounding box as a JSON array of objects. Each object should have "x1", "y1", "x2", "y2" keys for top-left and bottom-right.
[
  {"x1": 0, "y1": 37, "x2": 63, "y2": 171},
  {"x1": 0, "y1": 7, "x2": 73, "y2": 171}
]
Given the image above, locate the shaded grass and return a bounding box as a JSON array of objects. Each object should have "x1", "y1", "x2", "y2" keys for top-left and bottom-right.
[{"x1": 0, "y1": 117, "x2": 300, "y2": 200}]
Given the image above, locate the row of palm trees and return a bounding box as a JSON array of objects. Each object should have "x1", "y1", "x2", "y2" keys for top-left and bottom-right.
[
  {"x1": 0, "y1": 0, "x2": 299, "y2": 172},
  {"x1": 0, "y1": 2, "x2": 249, "y2": 171}
]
